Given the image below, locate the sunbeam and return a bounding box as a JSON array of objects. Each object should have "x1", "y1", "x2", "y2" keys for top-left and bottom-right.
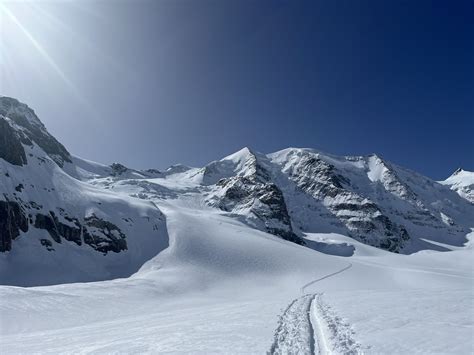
[{"x1": 0, "y1": 1, "x2": 97, "y2": 118}]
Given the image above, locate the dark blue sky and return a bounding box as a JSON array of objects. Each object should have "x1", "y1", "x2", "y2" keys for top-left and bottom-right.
[{"x1": 1, "y1": 0, "x2": 473, "y2": 179}]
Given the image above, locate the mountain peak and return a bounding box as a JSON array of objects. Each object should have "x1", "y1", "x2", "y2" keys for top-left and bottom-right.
[
  {"x1": 0, "y1": 96, "x2": 44, "y2": 130},
  {"x1": 0, "y1": 96, "x2": 71, "y2": 167},
  {"x1": 452, "y1": 167, "x2": 464, "y2": 176},
  {"x1": 222, "y1": 146, "x2": 255, "y2": 162}
]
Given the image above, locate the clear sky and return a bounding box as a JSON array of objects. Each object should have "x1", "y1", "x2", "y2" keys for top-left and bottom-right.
[{"x1": 1, "y1": 0, "x2": 472, "y2": 179}]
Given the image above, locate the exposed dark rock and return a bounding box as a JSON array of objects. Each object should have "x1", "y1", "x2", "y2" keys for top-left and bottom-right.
[
  {"x1": 0, "y1": 117, "x2": 27, "y2": 166},
  {"x1": 83, "y1": 214, "x2": 127, "y2": 254},
  {"x1": 15, "y1": 184, "x2": 24, "y2": 192},
  {"x1": 144, "y1": 169, "x2": 162, "y2": 176},
  {"x1": 211, "y1": 159, "x2": 304, "y2": 245},
  {"x1": 0, "y1": 200, "x2": 28, "y2": 252},
  {"x1": 34, "y1": 212, "x2": 81, "y2": 245},
  {"x1": 27, "y1": 201, "x2": 42, "y2": 210},
  {"x1": 32, "y1": 211, "x2": 128, "y2": 253},
  {"x1": 0, "y1": 97, "x2": 71, "y2": 167},
  {"x1": 110, "y1": 163, "x2": 128, "y2": 176},
  {"x1": 40, "y1": 238, "x2": 54, "y2": 251},
  {"x1": 276, "y1": 151, "x2": 412, "y2": 252}
]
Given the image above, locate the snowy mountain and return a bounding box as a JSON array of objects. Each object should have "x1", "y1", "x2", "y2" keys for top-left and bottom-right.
[
  {"x1": 191, "y1": 147, "x2": 471, "y2": 253},
  {"x1": 0, "y1": 97, "x2": 168, "y2": 285},
  {"x1": 1, "y1": 97, "x2": 473, "y2": 354},
  {"x1": 1, "y1": 96, "x2": 473, "y2": 286}
]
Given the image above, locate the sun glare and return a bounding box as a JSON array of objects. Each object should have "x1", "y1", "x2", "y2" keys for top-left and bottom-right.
[{"x1": 0, "y1": 0, "x2": 97, "y2": 116}]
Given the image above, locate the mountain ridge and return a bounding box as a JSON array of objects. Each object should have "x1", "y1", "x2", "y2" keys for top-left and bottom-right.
[{"x1": 0, "y1": 96, "x2": 472, "y2": 286}]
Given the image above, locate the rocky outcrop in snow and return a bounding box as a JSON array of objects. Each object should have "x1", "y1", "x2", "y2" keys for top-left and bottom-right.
[{"x1": 205, "y1": 148, "x2": 303, "y2": 244}]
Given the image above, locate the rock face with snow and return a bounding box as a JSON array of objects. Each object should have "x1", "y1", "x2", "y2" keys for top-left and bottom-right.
[
  {"x1": 0, "y1": 96, "x2": 472, "y2": 285},
  {"x1": 0, "y1": 97, "x2": 168, "y2": 285},
  {"x1": 271, "y1": 151, "x2": 411, "y2": 251},
  {"x1": 203, "y1": 148, "x2": 303, "y2": 244},
  {"x1": 200, "y1": 147, "x2": 472, "y2": 253},
  {"x1": 0, "y1": 97, "x2": 71, "y2": 167}
]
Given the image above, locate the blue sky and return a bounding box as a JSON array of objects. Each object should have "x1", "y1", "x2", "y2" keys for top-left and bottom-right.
[{"x1": 1, "y1": 0, "x2": 472, "y2": 179}]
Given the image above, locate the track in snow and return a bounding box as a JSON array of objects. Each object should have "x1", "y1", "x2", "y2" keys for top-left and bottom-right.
[
  {"x1": 310, "y1": 294, "x2": 362, "y2": 355},
  {"x1": 270, "y1": 264, "x2": 362, "y2": 354},
  {"x1": 300, "y1": 263, "x2": 353, "y2": 294},
  {"x1": 270, "y1": 294, "x2": 315, "y2": 355}
]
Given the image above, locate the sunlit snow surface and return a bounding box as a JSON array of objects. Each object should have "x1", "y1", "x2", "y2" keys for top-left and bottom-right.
[{"x1": 1, "y1": 159, "x2": 473, "y2": 354}]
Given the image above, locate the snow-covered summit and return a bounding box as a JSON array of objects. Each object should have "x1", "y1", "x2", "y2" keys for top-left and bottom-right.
[{"x1": 440, "y1": 168, "x2": 474, "y2": 203}]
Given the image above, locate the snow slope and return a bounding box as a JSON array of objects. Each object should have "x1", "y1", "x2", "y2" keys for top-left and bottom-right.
[
  {"x1": 0, "y1": 148, "x2": 169, "y2": 285},
  {"x1": 1, "y1": 192, "x2": 472, "y2": 353}
]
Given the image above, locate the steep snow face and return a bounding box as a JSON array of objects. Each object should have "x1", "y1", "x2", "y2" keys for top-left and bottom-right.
[
  {"x1": 192, "y1": 147, "x2": 261, "y2": 185},
  {"x1": 440, "y1": 168, "x2": 474, "y2": 203},
  {"x1": 366, "y1": 154, "x2": 417, "y2": 200}
]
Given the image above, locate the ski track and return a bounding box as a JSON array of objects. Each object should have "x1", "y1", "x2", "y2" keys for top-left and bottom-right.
[
  {"x1": 270, "y1": 264, "x2": 363, "y2": 355},
  {"x1": 311, "y1": 294, "x2": 363, "y2": 355},
  {"x1": 300, "y1": 263, "x2": 353, "y2": 294},
  {"x1": 269, "y1": 295, "x2": 314, "y2": 355}
]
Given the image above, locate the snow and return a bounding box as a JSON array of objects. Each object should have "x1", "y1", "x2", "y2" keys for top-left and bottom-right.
[
  {"x1": 1, "y1": 136, "x2": 473, "y2": 353},
  {"x1": 0, "y1": 145, "x2": 169, "y2": 286},
  {"x1": 443, "y1": 168, "x2": 474, "y2": 186},
  {"x1": 440, "y1": 168, "x2": 474, "y2": 203},
  {"x1": 271, "y1": 294, "x2": 315, "y2": 354},
  {"x1": 1, "y1": 173, "x2": 473, "y2": 353},
  {"x1": 366, "y1": 154, "x2": 385, "y2": 182}
]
